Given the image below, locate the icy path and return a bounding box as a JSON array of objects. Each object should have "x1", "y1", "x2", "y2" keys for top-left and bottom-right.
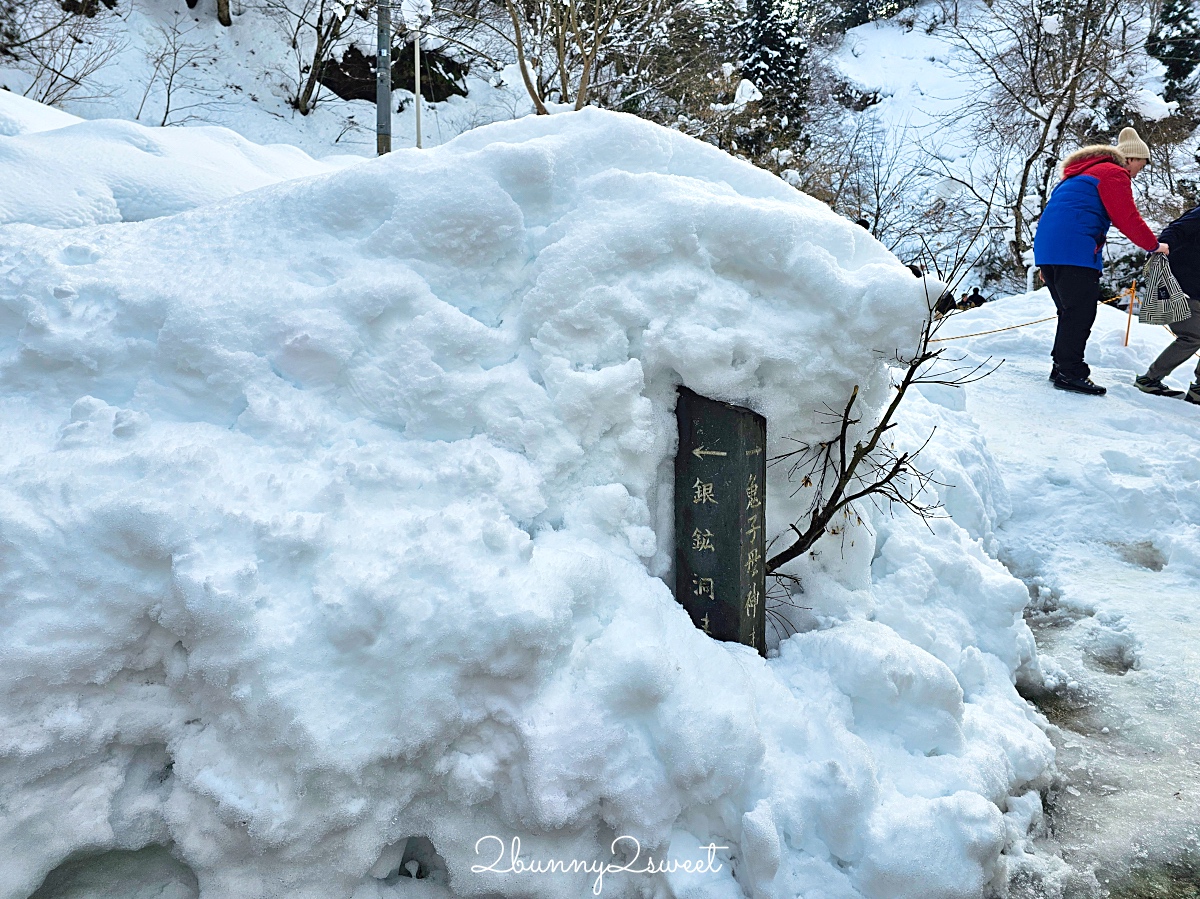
[{"x1": 941, "y1": 293, "x2": 1200, "y2": 896}]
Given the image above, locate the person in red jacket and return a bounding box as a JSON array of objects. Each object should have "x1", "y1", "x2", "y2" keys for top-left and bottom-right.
[{"x1": 1033, "y1": 127, "x2": 1168, "y2": 395}]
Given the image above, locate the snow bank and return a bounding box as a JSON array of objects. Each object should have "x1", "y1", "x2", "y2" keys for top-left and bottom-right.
[
  {"x1": 0, "y1": 87, "x2": 81, "y2": 136},
  {"x1": 0, "y1": 106, "x2": 1052, "y2": 899},
  {"x1": 0, "y1": 90, "x2": 354, "y2": 229}
]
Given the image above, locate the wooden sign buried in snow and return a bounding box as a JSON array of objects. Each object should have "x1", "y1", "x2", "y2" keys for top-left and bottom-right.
[{"x1": 675, "y1": 387, "x2": 766, "y2": 657}]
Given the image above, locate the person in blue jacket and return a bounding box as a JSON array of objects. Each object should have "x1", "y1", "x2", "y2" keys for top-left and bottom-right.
[
  {"x1": 1135, "y1": 205, "x2": 1200, "y2": 403},
  {"x1": 1034, "y1": 127, "x2": 1168, "y2": 396}
]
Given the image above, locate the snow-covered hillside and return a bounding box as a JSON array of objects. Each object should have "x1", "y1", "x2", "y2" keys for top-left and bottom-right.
[
  {"x1": 829, "y1": 3, "x2": 1193, "y2": 288},
  {"x1": 0, "y1": 0, "x2": 532, "y2": 158},
  {"x1": 0, "y1": 97, "x2": 1057, "y2": 898}
]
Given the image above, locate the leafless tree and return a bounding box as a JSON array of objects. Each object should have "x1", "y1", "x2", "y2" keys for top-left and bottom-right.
[
  {"x1": 783, "y1": 112, "x2": 1004, "y2": 286},
  {"x1": 137, "y1": 14, "x2": 225, "y2": 125},
  {"x1": 491, "y1": 0, "x2": 696, "y2": 112},
  {"x1": 8, "y1": 0, "x2": 124, "y2": 107},
  {"x1": 764, "y1": 197, "x2": 1001, "y2": 597},
  {"x1": 940, "y1": 0, "x2": 1151, "y2": 274},
  {"x1": 766, "y1": 303, "x2": 998, "y2": 577},
  {"x1": 430, "y1": 0, "x2": 756, "y2": 139},
  {"x1": 0, "y1": 2, "x2": 71, "y2": 59}
]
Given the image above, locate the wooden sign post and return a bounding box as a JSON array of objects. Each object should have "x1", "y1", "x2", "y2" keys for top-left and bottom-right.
[{"x1": 675, "y1": 387, "x2": 767, "y2": 656}]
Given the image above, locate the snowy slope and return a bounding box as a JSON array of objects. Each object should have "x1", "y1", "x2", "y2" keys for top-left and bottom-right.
[
  {"x1": 834, "y1": 17, "x2": 967, "y2": 144},
  {"x1": 932, "y1": 294, "x2": 1200, "y2": 893},
  {"x1": 0, "y1": 104, "x2": 1055, "y2": 899},
  {"x1": 833, "y1": 10, "x2": 1175, "y2": 163}
]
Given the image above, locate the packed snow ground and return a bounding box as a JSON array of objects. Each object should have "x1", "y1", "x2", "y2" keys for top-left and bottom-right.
[
  {"x1": 0, "y1": 94, "x2": 1061, "y2": 898},
  {"x1": 936, "y1": 294, "x2": 1200, "y2": 896}
]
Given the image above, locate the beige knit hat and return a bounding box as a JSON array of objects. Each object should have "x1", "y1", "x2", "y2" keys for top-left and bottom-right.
[{"x1": 1117, "y1": 126, "x2": 1150, "y2": 159}]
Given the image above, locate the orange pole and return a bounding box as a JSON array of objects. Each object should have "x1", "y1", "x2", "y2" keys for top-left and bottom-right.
[{"x1": 1123, "y1": 280, "x2": 1137, "y2": 346}]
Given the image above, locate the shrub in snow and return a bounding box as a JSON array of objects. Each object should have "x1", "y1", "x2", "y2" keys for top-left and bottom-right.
[
  {"x1": 0, "y1": 106, "x2": 1051, "y2": 898},
  {"x1": 319, "y1": 44, "x2": 467, "y2": 105}
]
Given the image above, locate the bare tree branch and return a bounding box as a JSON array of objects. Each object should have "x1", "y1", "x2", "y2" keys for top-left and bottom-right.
[{"x1": 766, "y1": 306, "x2": 1000, "y2": 574}]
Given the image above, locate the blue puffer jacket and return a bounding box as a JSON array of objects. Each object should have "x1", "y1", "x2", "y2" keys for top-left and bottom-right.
[{"x1": 1034, "y1": 148, "x2": 1159, "y2": 270}]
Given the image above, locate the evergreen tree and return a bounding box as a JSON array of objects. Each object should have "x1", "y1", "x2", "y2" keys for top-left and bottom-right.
[
  {"x1": 831, "y1": 0, "x2": 918, "y2": 31},
  {"x1": 0, "y1": 0, "x2": 18, "y2": 57},
  {"x1": 736, "y1": 0, "x2": 914, "y2": 159},
  {"x1": 1148, "y1": 0, "x2": 1200, "y2": 103},
  {"x1": 739, "y1": 0, "x2": 811, "y2": 155}
]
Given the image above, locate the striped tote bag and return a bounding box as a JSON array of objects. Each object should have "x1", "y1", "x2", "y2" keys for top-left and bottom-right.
[{"x1": 1139, "y1": 253, "x2": 1192, "y2": 325}]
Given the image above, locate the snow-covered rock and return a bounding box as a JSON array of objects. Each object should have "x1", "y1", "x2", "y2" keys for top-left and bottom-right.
[{"x1": 0, "y1": 104, "x2": 1052, "y2": 899}]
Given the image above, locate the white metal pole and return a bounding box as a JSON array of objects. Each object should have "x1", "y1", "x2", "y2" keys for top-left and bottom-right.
[{"x1": 414, "y1": 28, "x2": 422, "y2": 149}]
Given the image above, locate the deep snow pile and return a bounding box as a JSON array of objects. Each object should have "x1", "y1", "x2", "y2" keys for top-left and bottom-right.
[
  {"x1": 0, "y1": 105, "x2": 1053, "y2": 899},
  {"x1": 0, "y1": 88, "x2": 79, "y2": 135},
  {"x1": 0, "y1": 89, "x2": 355, "y2": 229}
]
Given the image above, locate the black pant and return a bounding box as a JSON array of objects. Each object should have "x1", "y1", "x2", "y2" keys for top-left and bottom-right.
[{"x1": 1041, "y1": 264, "x2": 1100, "y2": 380}]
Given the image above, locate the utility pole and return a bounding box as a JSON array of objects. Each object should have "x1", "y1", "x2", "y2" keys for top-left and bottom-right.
[
  {"x1": 413, "y1": 26, "x2": 422, "y2": 149},
  {"x1": 376, "y1": 3, "x2": 391, "y2": 155}
]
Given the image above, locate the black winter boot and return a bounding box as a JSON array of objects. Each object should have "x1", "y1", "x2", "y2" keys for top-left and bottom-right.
[
  {"x1": 1053, "y1": 375, "x2": 1107, "y2": 396},
  {"x1": 1187, "y1": 384, "x2": 1200, "y2": 405}
]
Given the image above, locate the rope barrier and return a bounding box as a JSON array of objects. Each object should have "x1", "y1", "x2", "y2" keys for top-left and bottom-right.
[
  {"x1": 928, "y1": 317, "x2": 1056, "y2": 342},
  {"x1": 929, "y1": 288, "x2": 1135, "y2": 343}
]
